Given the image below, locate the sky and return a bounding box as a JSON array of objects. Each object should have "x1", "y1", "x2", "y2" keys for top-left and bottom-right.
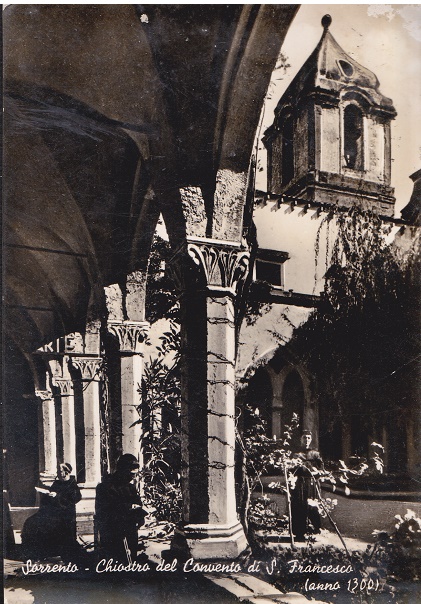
[
  {"x1": 256, "y1": 3, "x2": 421, "y2": 216},
  {"x1": 6, "y1": 3, "x2": 416, "y2": 216}
]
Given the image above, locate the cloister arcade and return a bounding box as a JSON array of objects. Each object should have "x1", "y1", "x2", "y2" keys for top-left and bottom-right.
[{"x1": 3, "y1": 4, "x2": 299, "y2": 559}]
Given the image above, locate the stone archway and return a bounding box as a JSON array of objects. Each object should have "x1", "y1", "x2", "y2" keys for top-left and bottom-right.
[
  {"x1": 3, "y1": 4, "x2": 299, "y2": 559},
  {"x1": 241, "y1": 346, "x2": 319, "y2": 450},
  {"x1": 243, "y1": 366, "x2": 274, "y2": 436},
  {"x1": 267, "y1": 361, "x2": 317, "y2": 448}
]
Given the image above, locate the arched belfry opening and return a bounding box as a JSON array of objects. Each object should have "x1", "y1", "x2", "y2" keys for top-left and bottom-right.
[
  {"x1": 3, "y1": 4, "x2": 299, "y2": 560},
  {"x1": 343, "y1": 104, "x2": 364, "y2": 170}
]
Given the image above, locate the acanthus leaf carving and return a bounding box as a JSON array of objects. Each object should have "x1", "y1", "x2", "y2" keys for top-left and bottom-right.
[
  {"x1": 53, "y1": 379, "x2": 74, "y2": 396},
  {"x1": 107, "y1": 321, "x2": 150, "y2": 353},
  {"x1": 71, "y1": 357, "x2": 103, "y2": 381},
  {"x1": 187, "y1": 240, "x2": 249, "y2": 293}
]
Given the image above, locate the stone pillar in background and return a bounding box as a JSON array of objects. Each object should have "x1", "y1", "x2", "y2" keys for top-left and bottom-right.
[
  {"x1": 35, "y1": 388, "x2": 57, "y2": 484},
  {"x1": 382, "y1": 426, "x2": 389, "y2": 471},
  {"x1": 107, "y1": 320, "x2": 149, "y2": 462},
  {"x1": 48, "y1": 354, "x2": 78, "y2": 476},
  {"x1": 54, "y1": 373, "x2": 77, "y2": 475},
  {"x1": 170, "y1": 238, "x2": 249, "y2": 559},
  {"x1": 266, "y1": 366, "x2": 284, "y2": 440},
  {"x1": 406, "y1": 418, "x2": 417, "y2": 475},
  {"x1": 342, "y1": 424, "x2": 352, "y2": 463},
  {"x1": 71, "y1": 357, "x2": 103, "y2": 487}
]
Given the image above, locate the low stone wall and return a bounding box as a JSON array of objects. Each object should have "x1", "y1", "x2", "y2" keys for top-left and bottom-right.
[{"x1": 9, "y1": 507, "x2": 37, "y2": 531}]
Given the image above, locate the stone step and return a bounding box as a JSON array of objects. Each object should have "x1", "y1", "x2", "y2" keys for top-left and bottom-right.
[
  {"x1": 206, "y1": 573, "x2": 325, "y2": 604},
  {"x1": 77, "y1": 514, "x2": 94, "y2": 534}
]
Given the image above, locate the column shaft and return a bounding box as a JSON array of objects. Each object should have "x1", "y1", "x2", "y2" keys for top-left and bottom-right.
[
  {"x1": 171, "y1": 240, "x2": 249, "y2": 559},
  {"x1": 207, "y1": 294, "x2": 237, "y2": 525},
  {"x1": 83, "y1": 378, "x2": 101, "y2": 486},
  {"x1": 107, "y1": 321, "x2": 149, "y2": 463},
  {"x1": 36, "y1": 390, "x2": 57, "y2": 482},
  {"x1": 62, "y1": 391, "x2": 77, "y2": 473},
  {"x1": 72, "y1": 358, "x2": 102, "y2": 487},
  {"x1": 53, "y1": 374, "x2": 78, "y2": 474},
  {"x1": 120, "y1": 354, "x2": 143, "y2": 458}
]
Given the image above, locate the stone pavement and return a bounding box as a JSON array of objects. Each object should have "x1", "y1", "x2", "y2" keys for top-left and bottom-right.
[
  {"x1": 4, "y1": 569, "x2": 242, "y2": 604},
  {"x1": 206, "y1": 574, "x2": 324, "y2": 604},
  {"x1": 5, "y1": 526, "x2": 353, "y2": 604},
  {"x1": 4, "y1": 565, "x2": 324, "y2": 604}
]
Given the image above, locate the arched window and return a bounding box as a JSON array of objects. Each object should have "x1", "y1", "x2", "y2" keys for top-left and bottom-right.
[
  {"x1": 281, "y1": 116, "x2": 294, "y2": 185},
  {"x1": 344, "y1": 105, "x2": 363, "y2": 170}
]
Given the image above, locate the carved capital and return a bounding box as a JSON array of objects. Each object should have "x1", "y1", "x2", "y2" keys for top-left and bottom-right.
[
  {"x1": 71, "y1": 357, "x2": 103, "y2": 381},
  {"x1": 107, "y1": 320, "x2": 150, "y2": 353},
  {"x1": 187, "y1": 239, "x2": 250, "y2": 294},
  {"x1": 35, "y1": 389, "x2": 54, "y2": 402},
  {"x1": 168, "y1": 239, "x2": 250, "y2": 296},
  {"x1": 53, "y1": 379, "x2": 74, "y2": 396}
]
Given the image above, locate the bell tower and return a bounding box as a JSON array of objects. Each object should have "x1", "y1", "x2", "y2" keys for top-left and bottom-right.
[{"x1": 264, "y1": 15, "x2": 397, "y2": 216}]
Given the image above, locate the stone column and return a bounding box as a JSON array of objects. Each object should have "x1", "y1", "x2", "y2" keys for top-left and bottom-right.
[
  {"x1": 266, "y1": 367, "x2": 283, "y2": 440},
  {"x1": 35, "y1": 389, "x2": 57, "y2": 483},
  {"x1": 406, "y1": 418, "x2": 417, "y2": 475},
  {"x1": 271, "y1": 402, "x2": 282, "y2": 440},
  {"x1": 382, "y1": 425, "x2": 389, "y2": 471},
  {"x1": 71, "y1": 357, "x2": 103, "y2": 487},
  {"x1": 107, "y1": 320, "x2": 149, "y2": 462},
  {"x1": 170, "y1": 238, "x2": 249, "y2": 559},
  {"x1": 341, "y1": 424, "x2": 352, "y2": 463},
  {"x1": 54, "y1": 377, "x2": 77, "y2": 474}
]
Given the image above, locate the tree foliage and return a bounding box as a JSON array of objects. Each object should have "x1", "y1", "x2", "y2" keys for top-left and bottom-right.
[
  {"x1": 140, "y1": 234, "x2": 182, "y2": 525},
  {"x1": 291, "y1": 207, "x2": 420, "y2": 468},
  {"x1": 145, "y1": 234, "x2": 179, "y2": 324}
]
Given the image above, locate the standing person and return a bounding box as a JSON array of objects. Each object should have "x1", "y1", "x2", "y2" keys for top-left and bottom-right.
[
  {"x1": 22, "y1": 462, "x2": 82, "y2": 561},
  {"x1": 95, "y1": 454, "x2": 147, "y2": 563},
  {"x1": 290, "y1": 431, "x2": 324, "y2": 541}
]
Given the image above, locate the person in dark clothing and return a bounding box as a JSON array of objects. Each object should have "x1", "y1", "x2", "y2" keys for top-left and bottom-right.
[
  {"x1": 22, "y1": 462, "x2": 82, "y2": 561},
  {"x1": 95, "y1": 454, "x2": 147, "y2": 563},
  {"x1": 290, "y1": 431, "x2": 324, "y2": 541}
]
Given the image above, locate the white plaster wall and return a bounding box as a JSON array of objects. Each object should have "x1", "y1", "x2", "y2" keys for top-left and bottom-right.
[
  {"x1": 237, "y1": 303, "x2": 311, "y2": 378},
  {"x1": 253, "y1": 200, "x2": 338, "y2": 295}
]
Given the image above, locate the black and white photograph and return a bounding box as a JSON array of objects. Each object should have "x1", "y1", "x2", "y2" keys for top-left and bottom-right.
[{"x1": 3, "y1": 4, "x2": 421, "y2": 603}]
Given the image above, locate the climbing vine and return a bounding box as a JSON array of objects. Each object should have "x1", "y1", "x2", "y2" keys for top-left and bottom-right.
[{"x1": 292, "y1": 207, "x2": 420, "y2": 471}]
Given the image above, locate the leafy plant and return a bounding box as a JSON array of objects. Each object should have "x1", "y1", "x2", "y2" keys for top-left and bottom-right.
[
  {"x1": 138, "y1": 235, "x2": 183, "y2": 526},
  {"x1": 370, "y1": 509, "x2": 421, "y2": 583},
  {"x1": 290, "y1": 207, "x2": 420, "y2": 471},
  {"x1": 140, "y1": 321, "x2": 182, "y2": 526}
]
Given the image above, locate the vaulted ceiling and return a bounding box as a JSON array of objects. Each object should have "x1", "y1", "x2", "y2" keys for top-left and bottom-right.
[{"x1": 3, "y1": 4, "x2": 298, "y2": 355}]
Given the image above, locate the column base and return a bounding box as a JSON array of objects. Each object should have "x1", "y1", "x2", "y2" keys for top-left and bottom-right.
[
  {"x1": 172, "y1": 521, "x2": 248, "y2": 560},
  {"x1": 76, "y1": 485, "x2": 96, "y2": 535}
]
